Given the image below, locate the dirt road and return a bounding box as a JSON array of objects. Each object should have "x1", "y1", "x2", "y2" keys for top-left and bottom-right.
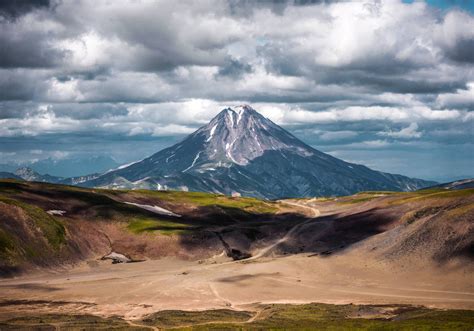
[{"x1": 250, "y1": 200, "x2": 321, "y2": 259}]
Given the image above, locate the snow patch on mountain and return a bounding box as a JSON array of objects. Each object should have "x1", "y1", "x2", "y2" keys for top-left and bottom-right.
[
  {"x1": 165, "y1": 154, "x2": 174, "y2": 163},
  {"x1": 183, "y1": 151, "x2": 203, "y2": 172},
  {"x1": 234, "y1": 105, "x2": 247, "y2": 124},
  {"x1": 47, "y1": 210, "x2": 66, "y2": 216},
  {"x1": 125, "y1": 202, "x2": 181, "y2": 217},
  {"x1": 206, "y1": 124, "x2": 218, "y2": 142},
  {"x1": 105, "y1": 159, "x2": 143, "y2": 174},
  {"x1": 227, "y1": 109, "x2": 234, "y2": 127}
]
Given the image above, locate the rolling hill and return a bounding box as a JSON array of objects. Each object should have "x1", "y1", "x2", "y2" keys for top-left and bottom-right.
[{"x1": 0, "y1": 179, "x2": 471, "y2": 276}]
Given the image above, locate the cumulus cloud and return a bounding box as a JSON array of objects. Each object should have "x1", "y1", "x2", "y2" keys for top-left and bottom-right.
[
  {"x1": 377, "y1": 123, "x2": 423, "y2": 139},
  {"x1": 436, "y1": 82, "x2": 474, "y2": 109},
  {"x1": 0, "y1": 0, "x2": 472, "y2": 180},
  {"x1": 261, "y1": 106, "x2": 464, "y2": 125},
  {"x1": 435, "y1": 10, "x2": 474, "y2": 64},
  {"x1": 1, "y1": 0, "x2": 473, "y2": 103}
]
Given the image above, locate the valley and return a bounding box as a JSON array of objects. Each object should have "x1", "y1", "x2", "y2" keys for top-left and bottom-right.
[
  {"x1": 0, "y1": 179, "x2": 472, "y2": 329},
  {"x1": 2, "y1": 0, "x2": 473, "y2": 328}
]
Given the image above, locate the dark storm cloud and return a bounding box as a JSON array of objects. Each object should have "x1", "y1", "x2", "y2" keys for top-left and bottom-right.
[
  {"x1": 262, "y1": 52, "x2": 465, "y2": 95},
  {"x1": 228, "y1": 0, "x2": 287, "y2": 16},
  {"x1": 0, "y1": 101, "x2": 34, "y2": 118},
  {"x1": 444, "y1": 37, "x2": 474, "y2": 63},
  {"x1": 46, "y1": 103, "x2": 130, "y2": 120},
  {"x1": 292, "y1": 0, "x2": 343, "y2": 4},
  {"x1": 0, "y1": 0, "x2": 51, "y2": 20},
  {"x1": 0, "y1": 1, "x2": 65, "y2": 69},
  {"x1": 0, "y1": 70, "x2": 49, "y2": 101},
  {"x1": 350, "y1": 76, "x2": 466, "y2": 94},
  {"x1": 56, "y1": 66, "x2": 111, "y2": 81},
  {"x1": 228, "y1": 0, "x2": 343, "y2": 16},
  {"x1": 0, "y1": 32, "x2": 65, "y2": 68},
  {"x1": 217, "y1": 58, "x2": 253, "y2": 78},
  {"x1": 243, "y1": 93, "x2": 357, "y2": 104}
]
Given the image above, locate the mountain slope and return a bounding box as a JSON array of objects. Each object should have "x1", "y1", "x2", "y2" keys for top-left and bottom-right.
[
  {"x1": 0, "y1": 172, "x2": 21, "y2": 180},
  {"x1": 15, "y1": 167, "x2": 63, "y2": 183},
  {"x1": 12, "y1": 167, "x2": 101, "y2": 186},
  {"x1": 84, "y1": 105, "x2": 435, "y2": 198},
  {"x1": 426, "y1": 178, "x2": 474, "y2": 190}
]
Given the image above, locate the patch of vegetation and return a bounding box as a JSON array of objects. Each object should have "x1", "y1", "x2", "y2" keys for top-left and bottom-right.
[
  {"x1": 0, "y1": 228, "x2": 15, "y2": 255},
  {"x1": 292, "y1": 197, "x2": 336, "y2": 202},
  {"x1": 446, "y1": 203, "x2": 474, "y2": 218},
  {"x1": 0, "y1": 196, "x2": 65, "y2": 250},
  {"x1": 0, "y1": 314, "x2": 141, "y2": 330},
  {"x1": 403, "y1": 206, "x2": 443, "y2": 225},
  {"x1": 356, "y1": 191, "x2": 397, "y2": 195},
  {"x1": 337, "y1": 196, "x2": 380, "y2": 204},
  {"x1": 244, "y1": 304, "x2": 474, "y2": 330},
  {"x1": 141, "y1": 309, "x2": 252, "y2": 328},
  {"x1": 316, "y1": 197, "x2": 336, "y2": 201},
  {"x1": 145, "y1": 303, "x2": 474, "y2": 330},
  {"x1": 0, "y1": 180, "x2": 24, "y2": 194},
  {"x1": 1, "y1": 181, "x2": 138, "y2": 220},
  {"x1": 0, "y1": 304, "x2": 472, "y2": 330},
  {"x1": 390, "y1": 188, "x2": 474, "y2": 205},
  {"x1": 132, "y1": 190, "x2": 278, "y2": 214},
  {"x1": 127, "y1": 217, "x2": 192, "y2": 235}
]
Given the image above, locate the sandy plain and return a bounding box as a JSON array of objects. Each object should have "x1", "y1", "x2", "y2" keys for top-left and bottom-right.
[{"x1": 0, "y1": 203, "x2": 472, "y2": 323}]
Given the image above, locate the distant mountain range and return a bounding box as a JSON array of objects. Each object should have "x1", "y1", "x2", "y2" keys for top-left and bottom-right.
[
  {"x1": 76, "y1": 105, "x2": 436, "y2": 198},
  {"x1": 0, "y1": 167, "x2": 100, "y2": 186},
  {"x1": 0, "y1": 172, "x2": 22, "y2": 180},
  {"x1": 0, "y1": 155, "x2": 119, "y2": 178},
  {"x1": 428, "y1": 179, "x2": 474, "y2": 190}
]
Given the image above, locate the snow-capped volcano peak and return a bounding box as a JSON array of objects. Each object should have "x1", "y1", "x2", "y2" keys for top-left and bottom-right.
[
  {"x1": 214, "y1": 105, "x2": 256, "y2": 129},
  {"x1": 233, "y1": 105, "x2": 247, "y2": 115},
  {"x1": 86, "y1": 105, "x2": 436, "y2": 198},
  {"x1": 195, "y1": 105, "x2": 312, "y2": 166},
  {"x1": 232, "y1": 104, "x2": 252, "y2": 119}
]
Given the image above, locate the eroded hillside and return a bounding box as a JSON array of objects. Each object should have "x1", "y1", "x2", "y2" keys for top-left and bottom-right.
[
  {"x1": 0, "y1": 179, "x2": 285, "y2": 275},
  {"x1": 0, "y1": 179, "x2": 472, "y2": 277}
]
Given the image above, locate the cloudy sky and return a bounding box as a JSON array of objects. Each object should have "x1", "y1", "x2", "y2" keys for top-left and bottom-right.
[{"x1": 0, "y1": 0, "x2": 473, "y2": 181}]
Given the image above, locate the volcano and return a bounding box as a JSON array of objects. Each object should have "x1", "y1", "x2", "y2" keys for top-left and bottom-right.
[{"x1": 84, "y1": 105, "x2": 435, "y2": 198}]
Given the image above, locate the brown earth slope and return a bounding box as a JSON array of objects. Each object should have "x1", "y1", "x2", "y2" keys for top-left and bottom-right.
[
  {"x1": 0, "y1": 180, "x2": 473, "y2": 326},
  {"x1": 0, "y1": 179, "x2": 289, "y2": 275},
  {"x1": 282, "y1": 190, "x2": 473, "y2": 267},
  {"x1": 0, "y1": 180, "x2": 473, "y2": 276}
]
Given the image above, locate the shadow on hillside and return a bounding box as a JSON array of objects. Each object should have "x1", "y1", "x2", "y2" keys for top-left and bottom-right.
[
  {"x1": 2, "y1": 180, "x2": 473, "y2": 278},
  {"x1": 273, "y1": 208, "x2": 401, "y2": 257},
  {"x1": 0, "y1": 283, "x2": 62, "y2": 292},
  {"x1": 176, "y1": 206, "x2": 401, "y2": 260},
  {"x1": 0, "y1": 180, "x2": 400, "y2": 262}
]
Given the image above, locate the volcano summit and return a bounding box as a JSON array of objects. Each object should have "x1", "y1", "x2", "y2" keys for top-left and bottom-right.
[{"x1": 84, "y1": 105, "x2": 435, "y2": 198}]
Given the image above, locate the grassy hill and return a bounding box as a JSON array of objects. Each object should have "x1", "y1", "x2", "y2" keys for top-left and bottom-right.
[
  {"x1": 0, "y1": 179, "x2": 472, "y2": 276},
  {"x1": 0, "y1": 179, "x2": 281, "y2": 275}
]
